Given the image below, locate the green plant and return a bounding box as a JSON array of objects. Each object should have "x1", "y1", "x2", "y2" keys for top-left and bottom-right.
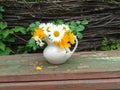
[
  {"x1": 0, "y1": 23, "x2": 27, "y2": 55},
  {"x1": 101, "y1": 37, "x2": 120, "y2": 51},
  {"x1": 16, "y1": 21, "x2": 41, "y2": 54},
  {"x1": 0, "y1": 21, "x2": 41, "y2": 55},
  {"x1": 0, "y1": 11, "x2": 43, "y2": 55},
  {"x1": 68, "y1": 19, "x2": 88, "y2": 39},
  {"x1": 0, "y1": 6, "x2": 12, "y2": 55},
  {"x1": 0, "y1": 6, "x2": 47, "y2": 55},
  {"x1": 0, "y1": 6, "x2": 5, "y2": 20},
  {"x1": 0, "y1": 6, "x2": 28, "y2": 55}
]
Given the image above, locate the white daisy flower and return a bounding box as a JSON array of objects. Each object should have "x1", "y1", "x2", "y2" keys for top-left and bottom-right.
[
  {"x1": 44, "y1": 23, "x2": 54, "y2": 33},
  {"x1": 34, "y1": 36, "x2": 45, "y2": 47},
  {"x1": 50, "y1": 25, "x2": 65, "y2": 42},
  {"x1": 40, "y1": 23, "x2": 54, "y2": 37},
  {"x1": 60, "y1": 24, "x2": 70, "y2": 31},
  {"x1": 39, "y1": 23, "x2": 46, "y2": 29}
]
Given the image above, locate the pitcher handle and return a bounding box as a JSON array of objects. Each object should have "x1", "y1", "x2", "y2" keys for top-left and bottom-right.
[{"x1": 71, "y1": 36, "x2": 78, "y2": 54}]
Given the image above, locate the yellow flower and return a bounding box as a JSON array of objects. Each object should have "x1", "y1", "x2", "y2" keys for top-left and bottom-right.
[
  {"x1": 32, "y1": 24, "x2": 75, "y2": 49},
  {"x1": 36, "y1": 66, "x2": 42, "y2": 71},
  {"x1": 32, "y1": 28, "x2": 46, "y2": 39},
  {"x1": 54, "y1": 32, "x2": 75, "y2": 49},
  {"x1": 68, "y1": 32, "x2": 75, "y2": 44}
]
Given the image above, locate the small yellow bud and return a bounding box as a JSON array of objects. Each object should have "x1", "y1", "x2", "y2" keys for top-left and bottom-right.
[{"x1": 36, "y1": 66, "x2": 42, "y2": 71}]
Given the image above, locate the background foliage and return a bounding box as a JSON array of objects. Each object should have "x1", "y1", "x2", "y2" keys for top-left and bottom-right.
[
  {"x1": 1, "y1": 0, "x2": 120, "y2": 55},
  {"x1": 0, "y1": 5, "x2": 88, "y2": 55}
]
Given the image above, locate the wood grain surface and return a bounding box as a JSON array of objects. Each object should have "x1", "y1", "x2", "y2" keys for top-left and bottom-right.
[{"x1": 0, "y1": 50, "x2": 120, "y2": 90}]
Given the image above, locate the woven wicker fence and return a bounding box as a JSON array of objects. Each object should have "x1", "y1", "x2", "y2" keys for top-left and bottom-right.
[{"x1": 1, "y1": 0, "x2": 120, "y2": 51}]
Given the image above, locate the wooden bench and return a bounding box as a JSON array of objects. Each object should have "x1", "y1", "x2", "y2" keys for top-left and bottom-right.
[{"x1": 0, "y1": 50, "x2": 120, "y2": 90}]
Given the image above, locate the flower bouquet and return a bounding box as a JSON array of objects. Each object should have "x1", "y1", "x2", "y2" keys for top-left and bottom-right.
[
  {"x1": 32, "y1": 23, "x2": 75, "y2": 49},
  {"x1": 32, "y1": 20, "x2": 88, "y2": 64}
]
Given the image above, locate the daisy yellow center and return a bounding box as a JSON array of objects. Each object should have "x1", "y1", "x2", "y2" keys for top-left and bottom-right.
[
  {"x1": 46, "y1": 27, "x2": 50, "y2": 32},
  {"x1": 38, "y1": 39, "x2": 41, "y2": 43},
  {"x1": 63, "y1": 26, "x2": 66, "y2": 30},
  {"x1": 54, "y1": 30, "x2": 60, "y2": 37}
]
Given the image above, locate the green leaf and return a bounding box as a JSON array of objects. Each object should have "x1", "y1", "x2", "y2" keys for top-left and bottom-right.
[
  {"x1": 19, "y1": 27, "x2": 26, "y2": 34},
  {"x1": 117, "y1": 44, "x2": 120, "y2": 49},
  {"x1": 77, "y1": 25, "x2": 85, "y2": 31},
  {"x1": 29, "y1": 21, "x2": 40, "y2": 29},
  {"x1": 101, "y1": 46, "x2": 111, "y2": 51},
  {"x1": 9, "y1": 29, "x2": 14, "y2": 34},
  {"x1": 17, "y1": 46, "x2": 26, "y2": 54},
  {"x1": 81, "y1": 19, "x2": 89, "y2": 25},
  {"x1": 70, "y1": 25, "x2": 76, "y2": 31},
  {"x1": 101, "y1": 47, "x2": 107, "y2": 51},
  {"x1": 35, "y1": 21, "x2": 40, "y2": 27},
  {"x1": 77, "y1": 33, "x2": 83, "y2": 39},
  {"x1": 13, "y1": 26, "x2": 26, "y2": 34},
  {"x1": 27, "y1": 38, "x2": 40, "y2": 51},
  {"x1": 0, "y1": 22, "x2": 7, "y2": 30},
  {"x1": 70, "y1": 21, "x2": 77, "y2": 26},
  {"x1": 4, "y1": 47, "x2": 11, "y2": 55},
  {"x1": 102, "y1": 38, "x2": 108, "y2": 46},
  {"x1": 55, "y1": 20, "x2": 64, "y2": 25},
  {"x1": 0, "y1": 13, "x2": 3, "y2": 19},
  {"x1": 0, "y1": 6, "x2": 5, "y2": 12},
  {"x1": 27, "y1": 21, "x2": 40, "y2": 34},
  {"x1": 2, "y1": 29, "x2": 10, "y2": 38},
  {"x1": 0, "y1": 47, "x2": 11, "y2": 55},
  {"x1": 0, "y1": 34, "x2": 3, "y2": 39},
  {"x1": 110, "y1": 38, "x2": 116, "y2": 44},
  {"x1": 76, "y1": 21, "x2": 81, "y2": 24},
  {"x1": 33, "y1": 46, "x2": 37, "y2": 51},
  {"x1": 0, "y1": 41, "x2": 6, "y2": 51},
  {"x1": 6, "y1": 37, "x2": 16, "y2": 42},
  {"x1": 111, "y1": 45, "x2": 116, "y2": 50},
  {"x1": 50, "y1": 21, "x2": 56, "y2": 24},
  {"x1": 27, "y1": 38, "x2": 36, "y2": 46}
]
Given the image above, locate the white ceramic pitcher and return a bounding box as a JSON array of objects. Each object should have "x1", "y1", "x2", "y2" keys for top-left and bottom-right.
[{"x1": 43, "y1": 36, "x2": 78, "y2": 64}]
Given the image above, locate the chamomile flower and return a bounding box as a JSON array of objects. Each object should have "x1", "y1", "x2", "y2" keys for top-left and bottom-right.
[
  {"x1": 34, "y1": 36, "x2": 45, "y2": 47},
  {"x1": 61, "y1": 24, "x2": 70, "y2": 31},
  {"x1": 39, "y1": 23, "x2": 46, "y2": 29},
  {"x1": 50, "y1": 25, "x2": 65, "y2": 42},
  {"x1": 42, "y1": 23, "x2": 54, "y2": 36}
]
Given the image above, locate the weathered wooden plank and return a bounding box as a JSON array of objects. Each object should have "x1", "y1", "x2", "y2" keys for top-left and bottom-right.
[
  {"x1": 0, "y1": 79, "x2": 120, "y2": 90},
  {"x1": 0, "y1": 51, "x2": 120, "y2": 75},
  {"x1": 0, "y1": 72, "x2": 120, "y2": 83},
  {"x1": 0, "y1": 50, "x2": 120, "y2": 83}
]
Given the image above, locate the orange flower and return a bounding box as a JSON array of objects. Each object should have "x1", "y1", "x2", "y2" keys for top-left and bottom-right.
[
  {"x1": 54, "y1": 32, "x2": 75, "y2": 49},
  {"x1": 32, "y1": 28, "x2": 46, "y2": 39},
  {"x1": 68, "y1": 32, "x2": 75, "y2": 44}
]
